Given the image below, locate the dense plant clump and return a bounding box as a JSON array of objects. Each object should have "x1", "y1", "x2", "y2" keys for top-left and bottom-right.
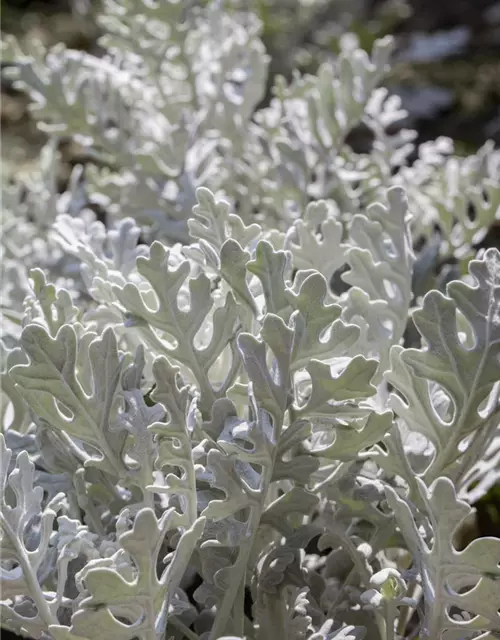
[{"x1": 1, "y1": 1, "x2": 500, "y2": 639}]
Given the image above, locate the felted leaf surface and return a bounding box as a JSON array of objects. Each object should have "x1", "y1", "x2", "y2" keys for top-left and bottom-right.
[
  {"x1": 70, "y1": 508, "x2": 205, "y2": 640},
  {"x1": 1, "y1": 339, "x2": 29, "y2": 433},
  {"x1": 387, "y1": 248, "x2": 500, "y2": 479},
  {"x1": 9, "y1": 324, "x2": 126, "y2": 475},
  {"x1": 286, "y1": 348, "x2": 394, "y2": 466},
  {"x1": 273, "y1": 418, "x2": 320, "y2": 484},
  {"x1": 246, "y1": 241, "x2": 292, "y2": 318},
  {"x1": 386, "y1": 477, "x2": 500, "y2": 637},
  {"x1": 0, "y1": 436, "x2": 64, "y2": 636},
  {"x1": 148, "y1": 356, "x2": 198, "y2": 527},
  {"x1": 23, "y1": 268, "x2": 79, "y2": 337},
  {"x1": 220, "y1": 238, "x2": 258, "y2": 316},
  {"x1": 317, "y1": 411, "x2": 393, "y2": 461},
  {"x1": 113, "y1": 347, "x2": 162, "y2": 499},
  {"x1": 342, "y1": 186, "x2": 414, "y2": 372},
  {"x1": 188, "y1": 187, "x2": 231, "y2": 263},
  {"x1": 238, "y1": 313, "x2": 294, "y2": 423},
  {"x1": 113, "y1": 241, "x2": 240, "y2": 414},
  {"x1": 287, "y1": 271, "x2": 359, "y2": 368},
  {"x1": 261, "y1": 487, "x2": 319, "y2": 539},
  {"x1": 284, "y1": 200, "x2": 347, "y2": 285}
]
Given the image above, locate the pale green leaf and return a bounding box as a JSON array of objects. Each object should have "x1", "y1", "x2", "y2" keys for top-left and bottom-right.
[
  {"x1": 387, "y1": 477, "x2": 500, "y2": 637},
  {"x1": 10, "y1": 325, "x2": 126, "y2": 475},
  {"x1": 70, "y1": 509, "x2": 205, "y2": 640},
  {"x1": 113, "y1": 241, "x2": 240, "y2": 414},
  {"x1": 387, "y1": 248, "x2": 500, "y2": 480}
]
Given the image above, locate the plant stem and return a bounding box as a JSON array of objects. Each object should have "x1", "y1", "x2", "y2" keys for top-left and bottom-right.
[
  {"x1": 208, "y1": 499, "x2": 265, "y2": 639},
  {"x1": 233, "y1": 574, "x2": 246, "y2": 638},
  {"x1": 384, "y1": 604, "x2": 396, "y2": 640},
  {"x1": 169, "y1": 617, "x2": 200, "y2": 640},
  {"x1": 209, "y1": 406, "x2": 285, "y2": 639}
]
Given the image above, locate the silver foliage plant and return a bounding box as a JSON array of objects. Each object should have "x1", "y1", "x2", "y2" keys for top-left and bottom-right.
[{"x1": 1, "y1": 1, "x2": 500, "y2": 640}]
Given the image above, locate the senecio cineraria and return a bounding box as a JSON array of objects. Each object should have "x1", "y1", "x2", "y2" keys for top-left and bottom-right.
[{"x1": 1, "y1": 1, "x2": 500, "y2": 639}]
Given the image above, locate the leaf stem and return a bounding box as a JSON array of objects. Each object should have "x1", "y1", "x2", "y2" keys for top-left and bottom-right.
[{"x1": 233, "y1": 571, "x2": 246, "y2": 638}]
